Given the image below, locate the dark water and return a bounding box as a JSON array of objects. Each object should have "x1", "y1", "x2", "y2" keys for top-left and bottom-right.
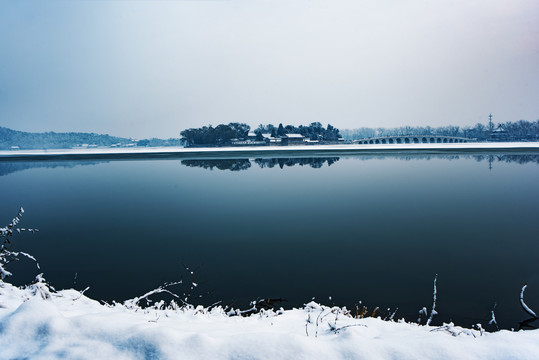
[{"x1": 1, "y1": 153, "x2": 539, "y2": 330}]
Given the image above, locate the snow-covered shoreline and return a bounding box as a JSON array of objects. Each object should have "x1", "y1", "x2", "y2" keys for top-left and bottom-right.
[
  {"x1": 1, "y1": 279, "x2": 538, "y2": 360},
  {"x1": 1, "y1": 142, "x2": 539, "y2": 160}
]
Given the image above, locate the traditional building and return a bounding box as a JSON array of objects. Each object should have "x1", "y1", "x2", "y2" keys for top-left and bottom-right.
[{"x1": 281, "y1": 134, "x2": 305, "y2": 145}]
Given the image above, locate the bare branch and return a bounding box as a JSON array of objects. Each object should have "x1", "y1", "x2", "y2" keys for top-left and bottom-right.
[
  {"x1": 426, "y1": 274, "x2": 438, "y2": 326},
  {"x1": 520, "y1": 285, "x2": 537, "y2": 318}
]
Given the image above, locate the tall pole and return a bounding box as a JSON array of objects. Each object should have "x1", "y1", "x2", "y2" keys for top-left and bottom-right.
[{"x1": 489, "y1": 113, "x2": 493, "y2": 133}]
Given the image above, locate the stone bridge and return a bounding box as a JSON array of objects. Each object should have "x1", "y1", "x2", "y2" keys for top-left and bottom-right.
[{"x1": 353, "y1": 135, "x2": 474, "y2": 145}]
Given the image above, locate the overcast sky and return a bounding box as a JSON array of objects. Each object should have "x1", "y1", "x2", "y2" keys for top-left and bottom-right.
[{"x1": 1, "y1": 0, "x2": 538, "y2": 139}]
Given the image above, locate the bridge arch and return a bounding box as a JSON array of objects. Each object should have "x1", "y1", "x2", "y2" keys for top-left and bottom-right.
[{"x1": 356, "y1": 135, "x2": 474, "y2": 145}]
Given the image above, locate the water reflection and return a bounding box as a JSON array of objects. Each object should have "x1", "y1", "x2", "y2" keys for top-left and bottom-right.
[
  {"x1": 0, "y1": 160, "x2": 108, "y2": 177},
  {"x1": 472, "y1": 154, "x2": 539, "y2": 165},
  {"x1": 519, "y1": 317, "x2": 539, "y2": 331},
  {"x1": 254, "y1": 157, "x2": 339, "y2": 169},
  {"x1": 181, "y1": 159, "x2": 252, "y2": 171},
  {"x1": 179, "y1": 154, "x2": 539, "y2": 171},
  {"x1": 345, "y1": 154, "x2": 539, "y2": 164},
  {"x1": 1, "y1": 154, "x2": 538, "y2": 176},
  {"x1": 181, "y1": 157, "x2": 340, "y2": 171}
]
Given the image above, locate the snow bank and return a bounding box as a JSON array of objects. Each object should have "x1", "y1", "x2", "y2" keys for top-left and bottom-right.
[
  {"x1": 1, "y1": 280, "x2": 538, "y2": 359},
  {"x1": 1, "y1": 142, "x2": 539, "y2": 160}
]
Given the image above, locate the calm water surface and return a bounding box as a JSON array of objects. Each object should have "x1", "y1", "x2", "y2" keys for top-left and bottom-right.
[{"x1": 1, "y1": 153, "x2": 538, "y2": 329}]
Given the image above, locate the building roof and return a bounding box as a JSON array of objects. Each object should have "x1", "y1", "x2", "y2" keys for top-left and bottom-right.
[
  {"x1": 248, "y1": 132, "x2": 272, "y2": 138},
  {"x1": 284, "y1": 134, "x2": 304, "y2": 138}
]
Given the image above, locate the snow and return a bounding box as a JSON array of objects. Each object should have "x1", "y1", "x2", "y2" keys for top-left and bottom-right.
[
  {"x1": 1, "y1": 279, "x2": 539, "y2": 359},
  {"x1": 1, "y1": 142, "x2": 539, "y2": 159}
]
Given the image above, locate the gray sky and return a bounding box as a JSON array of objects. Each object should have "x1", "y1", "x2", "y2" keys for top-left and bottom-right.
[{"x1": 1, "y1": 0, "x2": 538, "y2": 139}]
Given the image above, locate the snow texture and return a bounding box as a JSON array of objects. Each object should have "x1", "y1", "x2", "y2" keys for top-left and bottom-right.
[
  {"x1": 1, "y1": 142, "x2": 539, "y2": 159},
  {"x1": 1, "y1": 280, "x2": 539, "y2": 360}
]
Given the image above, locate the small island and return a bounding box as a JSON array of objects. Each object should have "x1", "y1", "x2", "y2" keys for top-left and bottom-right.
[{"x1": 179, "y1": 122, "x2": 343, "y2": 147}]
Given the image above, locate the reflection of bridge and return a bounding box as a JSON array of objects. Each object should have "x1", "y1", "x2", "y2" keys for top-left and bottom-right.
[{"x1": 353, "y1": 135, "x2": 474, "y2": 145}]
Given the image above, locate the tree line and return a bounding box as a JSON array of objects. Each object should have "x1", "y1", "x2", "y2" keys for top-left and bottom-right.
[
  {"x1": 179, "y1": 123, "x2": 250, "y2": 146},
  {"x1": 340, "y1": 119, "x2": 539, "y2": 141}
]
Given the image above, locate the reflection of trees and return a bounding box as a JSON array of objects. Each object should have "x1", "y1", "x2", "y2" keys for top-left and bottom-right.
[
  {"x1": 181, "y1": 159, "x2": 252, "y2": 171},
  {"x1": 180, "y1": 158, "x2": 340, "y2": 171},
  {"x1": 496, "y1": 155, "x2": 539, "y2": 165},
  {"x1": 347, "y1": 154, "x2": 539, "y2": 165},
  {"x1": 391, "y1": 155, "x2": 461, "y2": 162},
  {"x1": 346, "y1": 155, "x2": 462, "y2": 162},
  {"x1": 254, "y1": 157, "x2": 340, "y2": 169},
  {"x1": 180, "y1": 155, "x2": 539, "y2": 172},
  {"x1": 471, "y1": 155, "x2": 539, "y2": 165},
  {"x1": 0, "y1": 161, "x2": 107, "y2": 177}
]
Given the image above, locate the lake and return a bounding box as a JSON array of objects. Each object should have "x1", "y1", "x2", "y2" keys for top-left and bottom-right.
[{"x1": 1, "y1": 151, "x2": 539, "y2": 330}]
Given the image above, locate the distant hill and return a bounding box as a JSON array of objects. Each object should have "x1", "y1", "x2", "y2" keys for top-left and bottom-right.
[{"x1": 0, "y1": 127, "x2": 183, "y2": 150}]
